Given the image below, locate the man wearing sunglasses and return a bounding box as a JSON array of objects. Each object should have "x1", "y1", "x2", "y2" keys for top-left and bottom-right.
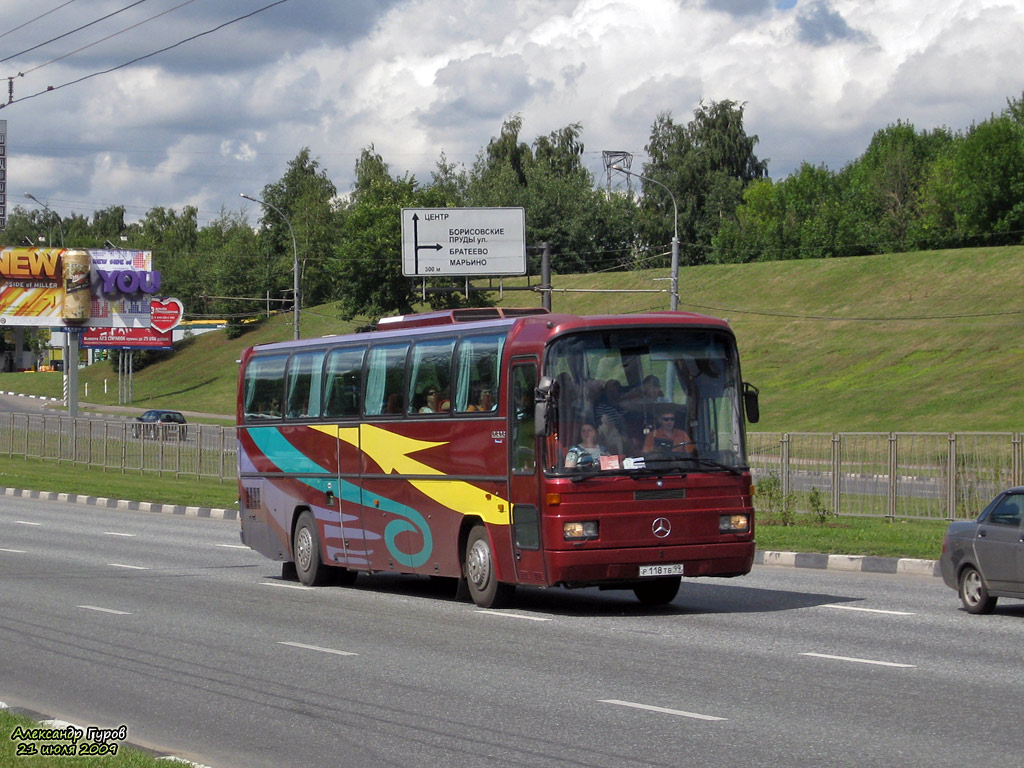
[{"x1": 641, "y1": 412, "x2": 696, "y2": 455}]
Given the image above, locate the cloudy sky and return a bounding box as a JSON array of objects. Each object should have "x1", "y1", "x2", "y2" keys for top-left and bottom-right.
[{"x1": 1, "y1": 0, "x2": 1021, "y2": 227}]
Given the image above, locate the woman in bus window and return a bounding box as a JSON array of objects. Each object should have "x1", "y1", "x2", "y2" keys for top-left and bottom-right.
[{"x1": 564, "y1": 422, "x2": 607, "y2": 468}]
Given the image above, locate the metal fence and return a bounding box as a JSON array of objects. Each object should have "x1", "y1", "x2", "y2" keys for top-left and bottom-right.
[
  {"x1": 2, "y1": 417, "x2": 1019, "y2": 518},
  {"x1": 750, "y1": 432, "x2": 1023, "y2": 520},
  {"x1": 0, "y1": 412, "x2": 236, "y2": 482}
]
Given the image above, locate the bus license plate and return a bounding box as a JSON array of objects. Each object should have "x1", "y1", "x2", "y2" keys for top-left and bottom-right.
[{"x1": 639, "y1": 564, "x2": 684, "y2": 577}]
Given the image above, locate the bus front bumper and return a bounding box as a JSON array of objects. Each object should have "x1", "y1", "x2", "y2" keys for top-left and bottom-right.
[{"x1": 544, "y1": 540, "x2": 755, "y2": 587}]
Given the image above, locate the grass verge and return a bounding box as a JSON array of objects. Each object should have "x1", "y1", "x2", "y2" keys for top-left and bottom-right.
[
  {"x1": 0, "y1": 457, "x2": 237, "y2": 510},
  {"x1": 756, "y1": 514, "x2": 948, "y2": 560},
  {"x1": 1, "y1": 708, "x2": 166, "y2": 767}
]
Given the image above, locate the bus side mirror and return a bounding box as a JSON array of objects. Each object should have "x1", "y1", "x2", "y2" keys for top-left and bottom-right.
[
  {"x1": 535, "y1": 376, "x2": 554, "y2": 434},
  {"x1": 743, "y1": 382, "x2": 760, "y2": 424}
]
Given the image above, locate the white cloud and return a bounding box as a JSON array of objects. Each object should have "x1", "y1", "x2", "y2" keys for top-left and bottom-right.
[{"x1": 0, "y1": 0, "x2": 1020, "y2": 224}]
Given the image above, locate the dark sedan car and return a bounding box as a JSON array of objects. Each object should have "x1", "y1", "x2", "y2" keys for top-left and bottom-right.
[
  {"x1": 132, "y1": 409, "x2": 187, "y2": 440},
  {"x1": 940, "y1": 487, "x2": 1024, "y2": 613}
]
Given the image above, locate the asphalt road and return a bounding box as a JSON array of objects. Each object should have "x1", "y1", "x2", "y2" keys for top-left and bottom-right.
[{"x1": 1, "y1": 496, "x2": 1021, "y2": 768}]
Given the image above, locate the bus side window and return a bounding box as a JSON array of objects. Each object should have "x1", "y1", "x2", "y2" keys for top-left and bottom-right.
[
  {"x1": 454, "y1": 333, "x2": 505, "y2": 413},
  {"x1": 285, "y1": 349, "x2": 325, "y2": 419},
  {"x1": 407, "y1": 337, "x2": 455, "y2": 415},
  {"x1": 365, "y1": 342, "x2": 410, "y2": 416},
  {"x1": 322, "y1": 346, "x2": 365, "y2": 419},
  {"x1": 243, "y1": 355, "x2": 287, "y2": 420}
]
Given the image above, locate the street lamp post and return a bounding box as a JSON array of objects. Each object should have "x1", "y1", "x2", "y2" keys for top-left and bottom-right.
[
  {"x1": 611, "y1": 166, "x2": 680, "y2": 311},
  {"x1": 241, "y1": 193, "x2": 300, "y2": 340},
  {"x1": 24, "y1": 193, "x2": 65, "y2": 247}
]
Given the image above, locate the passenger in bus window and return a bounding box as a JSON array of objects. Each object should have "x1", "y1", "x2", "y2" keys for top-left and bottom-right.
[
  {"x1": 468, "y1": 388, "x2": 495, "y2": 411},
  {"x1": 597, "y1": 412, "x2": 625, "y2": 455},
  {"x1": 594, "y1": 380, "x2": 626, "y2": 433},
  {"x1": 436, "y1": 390, "x2": 450, "y2": 412},
  {"x1": 624, "y1": 374, "x2": 668, "y2": 404},
  {"x1": 642, "y1": 412, "x2": 695, "y2": 455},
  {"x1": 564, "y1": 422, "x2": 607, "y2": 468}
]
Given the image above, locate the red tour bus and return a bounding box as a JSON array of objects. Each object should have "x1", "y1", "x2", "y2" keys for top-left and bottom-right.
[{"x1": 237, "y1": 307, "x2": 760, "y2": 607}]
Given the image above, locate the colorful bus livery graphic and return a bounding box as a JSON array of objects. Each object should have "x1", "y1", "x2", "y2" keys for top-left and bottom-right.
[
  {"x1": 238, "y1": 308, "x2": 760, "y2": 608},
  {"x1": 240, "y1": 421, "x2": 510, "y2": 570}
]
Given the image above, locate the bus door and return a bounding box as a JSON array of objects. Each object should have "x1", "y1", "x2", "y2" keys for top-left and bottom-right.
[{"x1": 508, "y1": 360, "x2": 548, "y2": 585}]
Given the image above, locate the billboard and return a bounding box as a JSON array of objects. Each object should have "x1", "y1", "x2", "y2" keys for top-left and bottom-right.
[
  {"x1": 0, "y1": 247, "x2": 158, "y2": 328},
  {"x1": 82, "y1": 326, "x2": 172, "y2": 350}
]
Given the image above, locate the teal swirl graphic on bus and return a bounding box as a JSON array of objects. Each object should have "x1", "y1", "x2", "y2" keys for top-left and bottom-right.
[{"x1": 246, "y1": 427, "x2": 433, "y2": 567}]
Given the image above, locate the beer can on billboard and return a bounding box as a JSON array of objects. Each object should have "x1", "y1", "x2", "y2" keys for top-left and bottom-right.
[{"x1": 61, "y1": 249, "x2": 91, "y2": 321}]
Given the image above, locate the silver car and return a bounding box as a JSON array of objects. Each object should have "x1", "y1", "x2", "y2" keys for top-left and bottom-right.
[{"x1": 940, "y1": 487, "x2": 1024, "y2": 614}]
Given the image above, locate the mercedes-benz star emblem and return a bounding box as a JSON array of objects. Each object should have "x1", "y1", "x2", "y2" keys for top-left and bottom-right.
[{"x1": 652, "y1": 517, "x2": 671, "y2": 538}]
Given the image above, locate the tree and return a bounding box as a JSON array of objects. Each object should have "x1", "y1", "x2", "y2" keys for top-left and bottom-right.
[
  {"x1": 138, "y1": 206, "x2": 203, "y2": 309},
  {"x1": 332, "y1": 148, "x2": 422, "y2": 319},
  {"x1": 256, "y1": 149, "x2": 340, "y2": 309},
  {"x1": 641, "y1": 100, "x2": 768, "y2": 265},
  {"x1": 197, "y1": 209, "x2": 261, "y2": 335},
  {"x1": 843, "y1": 121, "x2": 953, "y2": 252}
]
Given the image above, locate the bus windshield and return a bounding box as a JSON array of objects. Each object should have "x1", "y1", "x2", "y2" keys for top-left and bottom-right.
[{"x1": 543, "y1": 328, "x2": 748, "y2": 475}]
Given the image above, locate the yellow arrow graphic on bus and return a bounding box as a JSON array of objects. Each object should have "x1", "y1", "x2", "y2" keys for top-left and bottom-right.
[{"x1": 311, "y1": 424, "x2": 510, "y2": 525}]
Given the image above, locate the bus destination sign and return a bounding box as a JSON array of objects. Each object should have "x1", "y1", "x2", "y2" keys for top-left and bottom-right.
[{"x1": 401, "y1": 207, "x2": 526, "y2": 277}]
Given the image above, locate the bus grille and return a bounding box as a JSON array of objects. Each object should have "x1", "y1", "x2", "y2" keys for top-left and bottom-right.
[{"x1": 634, "y1": 489, "x2": 686, "y2": 501}]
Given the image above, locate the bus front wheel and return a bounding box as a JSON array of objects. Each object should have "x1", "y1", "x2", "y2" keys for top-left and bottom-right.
[
  {"x1": 464, "y1": 526, "x2": 514, "y2": 609},
  {"x1": 293, "y1": 511, "x2": 329, "y2": 587},
  {"x1": 633, "y1": 576, "x2": 681, "y2": 606}
]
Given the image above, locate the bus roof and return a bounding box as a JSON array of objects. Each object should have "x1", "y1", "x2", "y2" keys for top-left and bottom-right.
[{"x1": 243, "y1": 308, "x2": 733, "y2": 358}]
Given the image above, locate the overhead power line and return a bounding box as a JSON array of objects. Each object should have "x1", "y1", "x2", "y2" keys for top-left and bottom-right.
[
  {"x1": 11, "y1": 0, "x2": 198, "y2": 79},
  {"x1": 0, "y1": 0, "x2": 152, "y2": 65},
  {"x1": 2, "y1": 0, "x2": 292, "y2": 110},
  {"x1": 0, "y1": 0, "x2": 79, "y2": 42}
]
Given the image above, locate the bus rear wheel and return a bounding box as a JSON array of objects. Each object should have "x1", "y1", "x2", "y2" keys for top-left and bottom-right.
[
  {"x1": 293, "y1": 511, "x2": 329, "y2": 586},
  {"x1": 464, "y1": 525, "x2": 514, "y2": 608},
  {"x1": 633, "y1": 576, "x2": 681, "y2": 606}
]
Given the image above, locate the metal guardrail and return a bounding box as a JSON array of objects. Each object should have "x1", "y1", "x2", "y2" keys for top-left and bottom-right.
[
  {"x1": 749, "y1": 432, "x2": 1023, "y2": 520},
  {"x1": 2, "y1": 418, "x2": 1017, "y2": 517},
  {"x1": 0, "y1": 412, "x2": 236, "y2": 481}
]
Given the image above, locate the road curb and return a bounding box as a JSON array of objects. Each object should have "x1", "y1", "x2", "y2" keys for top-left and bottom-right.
[
  {"x1": 0, "y1": 486, "x2": 237, "y2": 521},
  {"x1": 755, "y1": 549, "x2": 940, "y2": 577}
]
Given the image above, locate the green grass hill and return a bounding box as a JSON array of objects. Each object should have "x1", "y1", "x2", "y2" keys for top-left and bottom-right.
[{"x1": 3, "y1": 245, "x2": 1022, "y2": 433}]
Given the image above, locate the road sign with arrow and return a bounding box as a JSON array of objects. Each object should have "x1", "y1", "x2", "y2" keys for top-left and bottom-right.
[{"x1": 400, "y1": 207, "x2": 526, "y2": 277}]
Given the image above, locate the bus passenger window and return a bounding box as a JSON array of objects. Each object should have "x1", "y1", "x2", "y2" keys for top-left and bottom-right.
[
  {"x1": 454, "y1": 333, "x2": 505, "y2": 413},
  {"x1": 285, "y1": 349, "x2": 325, "y2": 419},
  {"x1": 408, "y1": 337, "x2": 455, "y2": 415},
  {"x1": 365, "y1": 343, "x2": 410, "y2": 416},
  {"x1": 322, "y1": 347, "x2": 365, "y2": 418},
  {"x1": 243, "y1": 354, "x2": 288, "y2": 421}
]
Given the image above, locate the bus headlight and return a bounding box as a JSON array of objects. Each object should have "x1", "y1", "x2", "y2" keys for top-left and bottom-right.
[
  {"x1": 719, "y1": 514, "x2": 749, "y2": 533},
  {"x1": 564, "y1": 521, "x2": 599, "y2": 541}
]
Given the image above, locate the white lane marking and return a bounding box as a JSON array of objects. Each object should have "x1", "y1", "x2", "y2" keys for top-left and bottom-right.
[
  {"x1": 801, "y1": 652, "x2": 916, "y2": 668},
  {"x1": 15, "y1": 520, "x2": 41, "y2": 526},
  {"x1": 599, "y1": 699, "x2": 726, "y2": 721},
  {"x1": 215, "y1": 544, "x2": 250, "y2": 549},
  {"x1": 278, "y1": 641, "x2": 357, "y2": 657},
  {"x1": 821, "y1": 604, "x2": 915, "y2": 616},
  {"x1": 109, "y1": 563, "x2": 149, "y2": 570},
  {"x1": 0, "y1": 548, "x2": 26, "y2": 553},
  {"x1": 104, "y1": 532, "x2": 136, "y2": 537},
  {"x1": 474, "y1": 610, "x2": 552, "y2": 622},
  {"x1": 262, "y1": 581, "x2": 312, "y2": 590},
  {"x1": 78, "y1": 605, "x2": 131, "y2": 615}
]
